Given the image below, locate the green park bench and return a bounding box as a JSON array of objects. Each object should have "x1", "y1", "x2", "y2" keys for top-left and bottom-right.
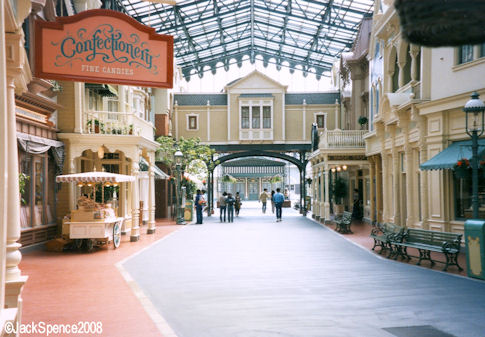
[
  {"x1": 335, "y1": 211, "x2": 352, "y2": 234},
  {"x1": 391, "y1": 228, "x2": 463, "y2": 271},
  {"x1": 370, "y1": 222, "x2": 405, "y2": 256}
]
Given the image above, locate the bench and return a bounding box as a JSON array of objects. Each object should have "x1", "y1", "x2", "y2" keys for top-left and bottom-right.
[
  {"x1": 335, "y1": 211, "x2": 352, "y2": 234},
  {"x1": 392, "y1": 228, "x2": 463, "y2": 271},
  {"x1": 370, "y1": 223, "x2": 405, "y2": 256}
]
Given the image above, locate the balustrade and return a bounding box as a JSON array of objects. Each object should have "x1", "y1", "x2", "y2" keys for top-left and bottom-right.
[{"x1": 319, "y1": 129, "x2": 366, "y2": 148}]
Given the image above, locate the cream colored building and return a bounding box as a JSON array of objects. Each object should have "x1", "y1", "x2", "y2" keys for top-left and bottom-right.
[{"x1": 174, "y1": 70, "x2": 339, "y2": 145}]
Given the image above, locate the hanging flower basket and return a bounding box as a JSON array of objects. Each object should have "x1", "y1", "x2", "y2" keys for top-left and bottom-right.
[
  {"x1": 454, "y1": 158, "x2": 470, "y2": 179},
  {"x1": 394, "y1": 0, "x2": 485, "y2": 46}
]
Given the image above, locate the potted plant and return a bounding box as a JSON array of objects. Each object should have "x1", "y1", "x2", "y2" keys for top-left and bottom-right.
[
  {"x1": 19, "y1": 172, "x2": 29, "y2": 205},
  {"x1": 454, "y1": 158, "x2": 470, "y2": 179},
  {"x1": 129, "y1": 124, "x2": 134, "y2": 135},
  {"x1": 358, "y1": 116, "x2": 368, "y2": 129},
  {"x1": 333, "y1": 177, "x2": 347, "y2": 215},
  {"x1": 87, "y1": 119, "x2": 104, "y2": 133}
]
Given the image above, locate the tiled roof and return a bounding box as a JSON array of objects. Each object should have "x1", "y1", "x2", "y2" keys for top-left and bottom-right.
[
  {"x1": 222, "y1": 158, "x2": 286, "y2": 167},
  {"x1": 174, "y1": 94, "x2": 227, "y2": 106},
  {"x1": 239, "y1": 93, "x2": 274, "y2": 97},
  {"x1": 285, "y1": 93, "x2": 340, "y2": 105}
]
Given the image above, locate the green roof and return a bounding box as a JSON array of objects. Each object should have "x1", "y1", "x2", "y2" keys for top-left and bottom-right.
[{"x1": 222, "y1": 158, "x2": 286, "y2": 167}]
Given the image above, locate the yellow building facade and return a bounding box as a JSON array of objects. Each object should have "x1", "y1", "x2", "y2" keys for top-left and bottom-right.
[{"x1": 311, "y1": 0, "x2": 485, "y2": 235}]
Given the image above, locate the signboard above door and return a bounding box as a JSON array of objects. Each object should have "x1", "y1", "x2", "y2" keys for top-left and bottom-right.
[{"x1": 35, "y1": 9, "x2": 173, "y2": 88}]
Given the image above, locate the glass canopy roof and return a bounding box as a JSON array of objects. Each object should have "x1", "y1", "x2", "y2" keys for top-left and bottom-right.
[{"x1": 118, "y1": 0, "x2": 374, "y2": 81}]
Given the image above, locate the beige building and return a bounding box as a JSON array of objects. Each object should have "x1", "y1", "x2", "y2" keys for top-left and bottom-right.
[
  {"x1": 313, "y1": 0, "x2": 485, "y2": 234},
  {"x1": 174, "y1": 70, "x2": 339, "y2": 145}
]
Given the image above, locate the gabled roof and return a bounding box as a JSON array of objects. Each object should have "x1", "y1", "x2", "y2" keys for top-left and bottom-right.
[
  {"x1": 119, "y1": 0, "x2": 375, "y2": 81},
  {"x1": 225, "y1": 70, "x2": 287, "y2": 91},
  {"x1": 174, "y1": 93, "x2": 227, "y2": 106}
]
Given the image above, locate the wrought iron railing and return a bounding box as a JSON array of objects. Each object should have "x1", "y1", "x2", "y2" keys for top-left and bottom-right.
[{"x1": 319, "y1": 129, "x2": 366, "y2": 148}]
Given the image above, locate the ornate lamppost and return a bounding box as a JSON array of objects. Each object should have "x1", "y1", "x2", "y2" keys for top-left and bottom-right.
[
  {"x1": 174, "y1": 149, "x2": 185, "y2": 225},
  {"x1": 464, "y1": 92, "x2": 485, "y2": 219}
]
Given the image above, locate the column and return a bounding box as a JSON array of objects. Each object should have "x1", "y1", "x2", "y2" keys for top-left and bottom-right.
[
  {"x1": 0, "y1": 2, "x2": 8, "y2": 310},
  {"x1": 392, "y1": 148, "x2": 400, "y2": 225},
  {"x1": 312, "y1": 167, "x2": 317, "y2": 218},
  {"x1": 418, "y1": 116, "x2": 429, "y2": 229},
  {"x1": 245, "y1": 177, "x2": 248, "y2": 199},
  {"x1": 74, "y1": 82, "x2": 83, "y2": 133},
  {"x1": 323, "y1": 165, "x2": 330, "y2": 221},
  {"x1": 376, "y1": 156, "x2": 383, "y2": 224},
  {"x1": 405, "y1": 143, "x2": 415, "y2": 227},
  {"x1": 381, "y1": 151, "x2": 389, "y2": 222},
  {"x1": 369, "y1": 156, "x2": 376, "y2": 224},
  {"x1": 319, "y1": 166, "x2": 325, "y2": 220},
  {"x1": 130, "y1": 161, "x2": 140, "y2": 242},
  {"x1": 147, "y1": 163, "x2": 156, "y2": 234},
  {"x1": 410, "y1": 45, "x2": 420, "y2": 82},
  {"x1": 5, "y1": 75, "x2": 28, "y2": 309},
  {"x1": 398, "y1": 62, "x2": 406, "y2": 88}
]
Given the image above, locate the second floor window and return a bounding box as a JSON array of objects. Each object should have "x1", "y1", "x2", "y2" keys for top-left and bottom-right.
[
  {"x1": 459, "y1": 45, "x2": 474, "y2": 64},
  {"x1": 241, "y1": 104, "x2": 272, "y2": 129},
  {"x1": 188, "y1": 115, "x2": 198, "y2": 130},
  {"x1": 316, "y1": 114, "x2": 325, "y2": 129}
]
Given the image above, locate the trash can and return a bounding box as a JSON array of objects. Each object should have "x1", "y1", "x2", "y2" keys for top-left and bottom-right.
[
  {"x1": 465, "y1": 219, "x2": 485, "y2": 280},
  {"x1": 184, "y1": 200, "x2": 193, "y2": 222}
]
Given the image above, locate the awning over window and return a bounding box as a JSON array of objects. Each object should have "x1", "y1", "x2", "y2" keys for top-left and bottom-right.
[
  {"x1": 85, "y1": 83, "x2": 118, "y2": 97},
  {"x1": 420, "y1": 139, "x2": 485, "y2": 170},
  {"x1": 17, "y1": 132, "x2": 65, "y2": 173},
  {"x1": 139, "y1": 157, "x2": 170, "y2": 179}
]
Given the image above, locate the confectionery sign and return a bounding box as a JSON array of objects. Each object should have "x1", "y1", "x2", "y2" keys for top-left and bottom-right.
[{"x1": 35, "y1": 9, "x2": 173, "y2": 88}]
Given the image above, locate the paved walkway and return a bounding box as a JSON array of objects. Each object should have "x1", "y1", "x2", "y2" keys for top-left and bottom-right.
[{"x1": 123, "y1": 202, "x2": 485, "y2": 337}]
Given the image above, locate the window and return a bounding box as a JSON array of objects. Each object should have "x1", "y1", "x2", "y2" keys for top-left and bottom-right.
[
  {"x1": 316, "y1": 114, "x2": 325, "y2": 129},
  {"x1": 458, "y1": 45, "x2": 474, "y2": 64},
  {"x1": 481, "y1": 43, "x2": 485, "y2": 58},
  {"x1": 263, "y1": 106, "x2": 271, "y2": 128},
  {"x1": 454, "y1": 169, "x2": 485, "y2": 219},
  {"x1": 240, "y1": 103, "x2": 272, "y2": 130},
  {"x1": 241, "y1": 106, "x2": 250, "y2": 129},
  {"x1": 252, "y1": 106, "x2": 261, "y2": 128},
  {"x1": 187, "y1": 115, "x2": 198, "y2": 130}
]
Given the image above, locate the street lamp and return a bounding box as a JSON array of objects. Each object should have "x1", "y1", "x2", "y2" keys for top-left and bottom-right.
[
  {"x1": 464, "y1": 92, "x2": 485, "y2": 219},
  {"x1": 174, "y1": 149, "x2": 185, "y2": 224}
]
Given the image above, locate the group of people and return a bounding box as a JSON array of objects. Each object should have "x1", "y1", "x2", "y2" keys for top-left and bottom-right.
[
  {"x1": 259, "y1": 188, "x2": 285, "y2": 222},
  {"x1": 218, "y1": 192, "x2": 242, "y2": 222}
]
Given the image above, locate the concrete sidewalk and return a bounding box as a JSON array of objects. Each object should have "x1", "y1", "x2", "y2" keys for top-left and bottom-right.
[{"x1": 122, "y1": 205, "x2": 485, "y2": 337}]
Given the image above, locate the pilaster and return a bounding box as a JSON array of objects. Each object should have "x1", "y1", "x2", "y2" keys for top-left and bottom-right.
[
  {"x1": 147, "y1": 163, "x2": 156, "y2": 234},
  {"x1": 130, "y1": 161, "x2": 140, "y2": 242}
]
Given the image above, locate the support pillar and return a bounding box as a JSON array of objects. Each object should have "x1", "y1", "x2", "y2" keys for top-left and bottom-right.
[
  {"x1": 318, "y1": 166, "x2": 324, "y2": 220},
  {"x1": 369, "y1": 157, "x2": 376, "y2": 224},
  {"x1": 392, "y1": 149, "x2": 400, "y2": 225},
  {"x1": 130, "y1": 162, "x2": 140, "y2": 242},
  {"x1": 381, "y1": 152, "x2": 389, "y2": 222},
  {"x1": 0, "y1": 3, "x2": 7, "y2": 310},
  {"x1": 405, "y1": 144, "x2": 414, "y2": 227},
  {"x1": 323, "y1": 165, "x2": 330, "y2": 221},
  {"x1": 376, "y1": 156, "x2": 383, "y2": 224},
  {"x1": 147, "y1": 163, "x2": 156, "y2": 234},
  {"x1": 5, "y1": 75, "x2": 28, "y2": 310}
]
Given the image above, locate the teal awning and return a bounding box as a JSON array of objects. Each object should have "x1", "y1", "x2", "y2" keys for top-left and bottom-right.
[
  {"x1": 420, "y1": 139, "x2": 485, "y2": 170},
  {"x1": 140, "y1": 157, "x2": 170, "y2": 179},
  {"x1": 85, "y1": 83, "x2": 118, "y2": 97}
]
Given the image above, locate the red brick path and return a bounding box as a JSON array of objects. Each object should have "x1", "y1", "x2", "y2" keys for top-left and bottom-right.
[{"x1": 20, "y1": 220, "x2": 182, "y2": 337}]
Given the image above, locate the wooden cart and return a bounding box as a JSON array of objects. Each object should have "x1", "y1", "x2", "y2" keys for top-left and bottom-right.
[{"x1": 66, "y1": 217, "x2": 124, "y2": 252}]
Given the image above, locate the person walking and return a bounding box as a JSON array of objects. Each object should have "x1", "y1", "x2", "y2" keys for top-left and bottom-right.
[
  {"x1": 270, "y1": 190, "x2": 275, "y2": 214},
  {"x1": 226, "y1": 193, "x2": 235, "y2": 222},
  {"x1": 219, "y1": 192, "x2": 227, "y2": 222},
  {"x1": 195, "y1": 189, "x2": 205, "y2": 224},
  {"x1": 273, "y1": 188, "x2": 285, "y2": 222},
  {"x1": 259, "y1": 188, "x2": 269, "y2": 214},
  {"x1": 235, "y1": 192, "x2": 242, "y2": 217}
]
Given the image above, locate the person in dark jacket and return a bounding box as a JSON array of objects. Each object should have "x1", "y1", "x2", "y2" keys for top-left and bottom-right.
[
  {"x1": 272, "y1": 188, "x2": 285, "y2": 222},
  {"x1": 226, "y1": 193, "x2": 235, "y2": 222},
  {"x1": 194, "y1": 189, "x2": 205, "y2": 224},
  {"x1": 219, "y1": 192, "x2": 227, "y2": 222}
]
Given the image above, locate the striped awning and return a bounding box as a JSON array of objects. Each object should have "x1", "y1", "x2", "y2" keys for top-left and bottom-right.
[{"x1": 56, "y1": 171, "x2": 135, "y2": 183}]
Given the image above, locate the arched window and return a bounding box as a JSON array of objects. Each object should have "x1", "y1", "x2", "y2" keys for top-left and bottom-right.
[
  {"x1": 392, "y1": 49, "x2": 399, "y2": 92},
  {"x1": 403, "y1": 45, "x2": 412, "y2": 85}
]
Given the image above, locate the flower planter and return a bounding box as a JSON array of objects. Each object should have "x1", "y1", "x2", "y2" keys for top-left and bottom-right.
[
  {"x1": 395, "y1": 0, "x2": 485, "y2": 46},
  {"x1": 454, "y1": 167, "x2": 469, "y2": 179}
]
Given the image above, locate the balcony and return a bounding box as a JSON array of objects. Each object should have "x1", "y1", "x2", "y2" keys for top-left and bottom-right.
[
  {"x1": 83, "y1": 110, "x2": 154, "y2": 138},
  {"x1": 319, "y1": 129, "x2": 366, "y2": 149}
]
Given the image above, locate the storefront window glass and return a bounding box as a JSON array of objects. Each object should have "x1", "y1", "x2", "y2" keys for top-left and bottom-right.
[
  {"x1": 263, "y1": 106, "x2": 271, "y2": 128},
  {"x1": 241, "y1": 106, "x2": 249, "y2": 129},
  {"x1": 33, "y1": 158, "x2": 45, "y2": 226},
  {"x1": 454, "y1": 170, "x2": 485, "y2": 219},
  {"x1": 252, "y1": 106, "x2": 261, "y2": 129}
]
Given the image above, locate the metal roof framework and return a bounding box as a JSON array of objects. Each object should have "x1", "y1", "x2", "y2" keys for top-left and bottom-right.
[{"x1": 118, "y1": 0, "x2": 374, "y2": 81}]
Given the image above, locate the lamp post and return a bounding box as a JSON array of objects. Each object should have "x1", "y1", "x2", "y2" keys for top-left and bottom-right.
[
  {"x1": 464, "y1": 92, "x2": 485, "y2": 219},
  {"x1": 174, "y1": 149, "x2": 185, "y2": 224}
]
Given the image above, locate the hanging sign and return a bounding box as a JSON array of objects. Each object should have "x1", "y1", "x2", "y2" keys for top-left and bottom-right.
[{"x1": 35, "y1": 9, "x2": 173, "y2": 88}]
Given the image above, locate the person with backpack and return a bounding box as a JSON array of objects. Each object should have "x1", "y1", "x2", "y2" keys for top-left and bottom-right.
[
  {"x1": 219, "y1": 192, "x2": 227, "y2": 222},
  {"x1": 259, "y1": 188, "x2": 269, "y2": 214},
  {"x1": 226, "y1": 193, "x2": 235, "y2": 223},
  {"x1": 194, "y1": 189, "x2": 205, "y2": 224},
  {"x1": 273, "y1": 188, "x2": 285, "y2": 222}
]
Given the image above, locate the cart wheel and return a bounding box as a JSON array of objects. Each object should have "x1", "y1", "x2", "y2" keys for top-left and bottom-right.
[
  {"x1": 113, "y1": 221, "x2": 121, "y2": 248},
  {"x1": 74, "y1": 239, "x2": 83, "y2": 250},
  {"x1": 83, "y1": 239, "x2": 94, "y2": 252}
]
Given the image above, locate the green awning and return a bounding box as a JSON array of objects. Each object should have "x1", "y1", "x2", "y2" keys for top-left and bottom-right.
[
  {"x1": 85, "y1": 83, "x2": 118, "y2": 97},
  {"x1": 140, "y1": 157, "x2": 170, "y2": 179},
  {"x1": 420, "y1": 139, "x2": 485, "y2": 170}
]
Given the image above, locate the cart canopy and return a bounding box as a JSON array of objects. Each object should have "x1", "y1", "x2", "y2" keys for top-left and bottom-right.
[{"x1": 56, "y1": 171, "x2": 135, "y2": 183}]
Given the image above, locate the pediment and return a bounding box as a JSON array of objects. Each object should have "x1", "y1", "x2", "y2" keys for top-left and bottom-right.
[{"x1": 225, "y1": 70, "x2": 287, "y2": 92}]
